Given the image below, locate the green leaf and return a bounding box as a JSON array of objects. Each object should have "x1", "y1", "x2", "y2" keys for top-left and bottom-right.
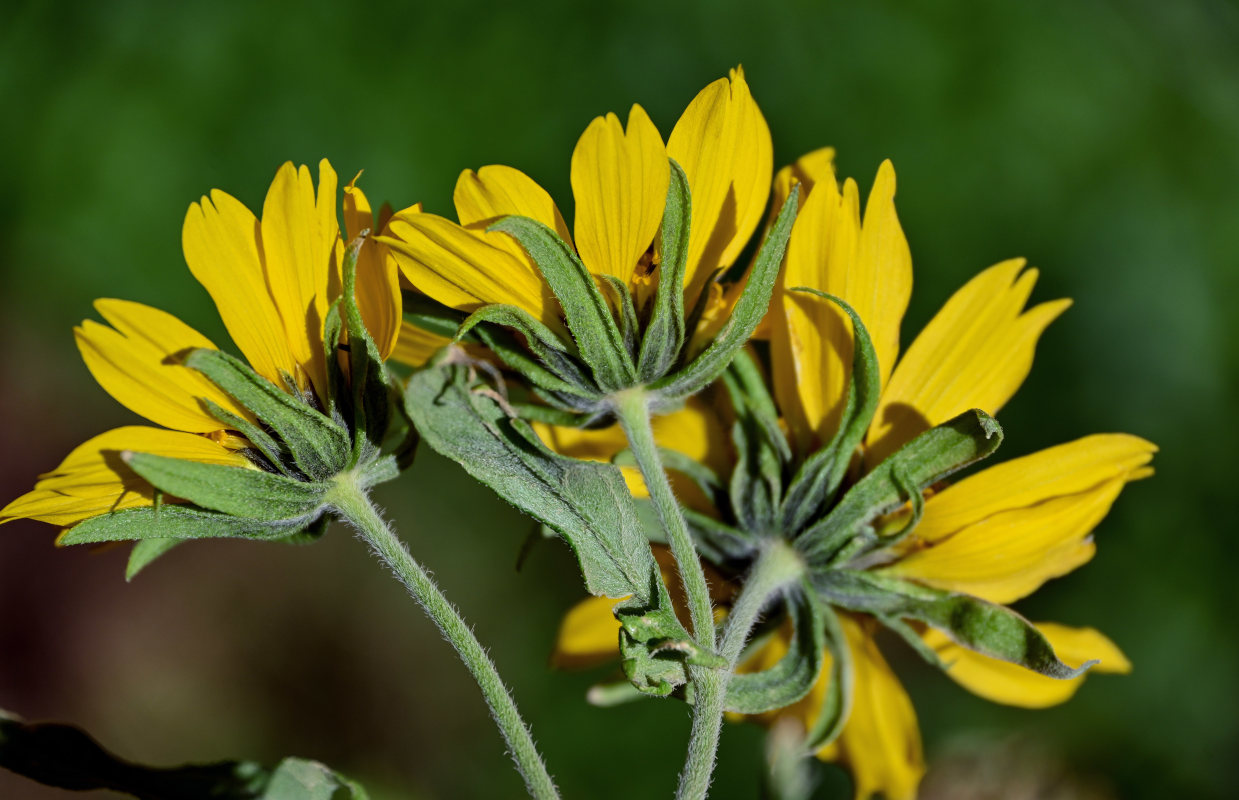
[
  {"x1": 723, "y1": 364, "x2": 786, "y2": 536},
  {"x1": 780, "y1": 292, "x2": 881, "y2": 535},
  {"x1": 490, "y1": 215, "x2": 636, "y2": 391},
  {"x1": 725, "y1": 583, "x2": 824, "y2": 714},
  {"x1": 404, "y1": 364, "x2": 654, "y2": 602},
  {"x1": 340, "y1": 235, "x2": 393, "y2": 463},
  {"x1": 683, "y1": 509, "x2": 759, "y2": 564},
  {"x1": 600, "y1": 274, "x2": 640, "y2": 363},
  {"x1": 649, "y1": 184, "x2": 799, "y2": 401},
  {"x1": 125, "y1": 538, "x2": 182, "y2": 581},
  {"x1": 187, "y1": 349, "x2": 350, "y2": 481},
  {"x1": 616, "y1": 587, "x2": 726, "y2": 696},
  {"x1": 60, "y1": 506, "x2": 314, "y2": 545},
  {"x1": 124, "y1": 453, "x2": 328, "y2": 522},
  {"x1": 638, "y1": 159, "x2": 691, "y2": 380},
  {"x1": 798, "y1": 409, "x2": 1003, "y2": 566},
  {"x1": 814, "y1": 570, "x2": 1097, "y2": 679},
  {"x1": 0, "y1": 713, "x2": 367, "y2": 799},
  {"x1": 203, "y1": 399, "x2": 291, "y2": 476}
]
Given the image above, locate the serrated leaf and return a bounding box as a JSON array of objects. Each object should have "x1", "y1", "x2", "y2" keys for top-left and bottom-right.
[
  {"x1": 60, "y1": 506, "x2": 313, "y2": 545},
  {"x1": 187, "y1": 349, "x2": 350, "y2": 480},
  {"x1": 798, "y1": 409, "x2": 1003, "y2": 566},
  {"x1": 490, "y1": 216, "x2": 636, "y2": 391},
  {"x1": 638, "y1": 159, "x2": 691, "y2": 380},
  {"x1": 0, "y1": 714, "x2": 367, "y2": 799},
  {"x1": 404, "y1": 364, "x2": 654, "y2": 602},
  {"x1": 124, "y1": 453, "x2": 328, "y2": 522},
  {"x1": 725, "y1": 583, "x2": 824, "y2": 714},
  {"x1": 814, "y1": 570, "x2": 1096, "y2": 679},
  {"x1": 780, "y1": 292, "x2": 881, "y2": 535},
  {"x1": 649, "y1": 185, "x2": 799, "y2": 401}
]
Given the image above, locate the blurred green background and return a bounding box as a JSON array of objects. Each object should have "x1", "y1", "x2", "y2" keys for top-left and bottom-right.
[{"x1": 2, "y1": 0, "x2": 1236, "y2": 797}]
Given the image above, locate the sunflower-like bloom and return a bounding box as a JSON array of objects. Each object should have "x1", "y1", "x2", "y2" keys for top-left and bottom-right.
[
  {"x1": 380, "y1": 67, "x2": 772, "y2": 357},
  {"x1": 1, "y1": 160, "x2": 402, "y2": 531},
  {"x1": 550, "y1": 151, "x2": 1154, "y2": 799}
]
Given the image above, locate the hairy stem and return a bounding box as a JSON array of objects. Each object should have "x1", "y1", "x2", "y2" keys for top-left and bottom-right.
[{"x1": 329, "y1": 476, "x2": 559, "y2": 800}]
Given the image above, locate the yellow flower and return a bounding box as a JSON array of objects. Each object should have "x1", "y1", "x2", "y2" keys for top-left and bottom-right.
[
  {"x1": 380, "y1": 67, "x2": 772, "y2": 347},
  {"x1": 1, "y1": 160, "x2": 402, "y2": 531},
  {"x1": 551, "y1": 151, "x2": 1154, "y2": 800}
]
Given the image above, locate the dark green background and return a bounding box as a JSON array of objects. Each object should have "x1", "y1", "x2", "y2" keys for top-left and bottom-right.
[{"x1": 2, "y1": 1, "x2": 1235, "y2": 797}]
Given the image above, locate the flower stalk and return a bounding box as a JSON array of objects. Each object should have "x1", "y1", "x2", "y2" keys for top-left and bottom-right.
[{"x1": 327, "y1": 474, "x2": 560, "y2": 800}]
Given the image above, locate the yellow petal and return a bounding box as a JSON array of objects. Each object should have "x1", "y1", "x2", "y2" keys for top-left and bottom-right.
[
  {"x1": 824, "y1": 617, "x2": 924, "y2": 800},
  {"x1": 389, "y1": 320, "x2": 454, "y2": 368},
  {"x1": 867, "y1": 259, "x2": 1071, "y2": 465},
  {"x1": 913, "y1": 434, "x2": 1156, "y2": 543},
  {"x1": 75, "y1": 300, "x2": 255, "y2": 434},
  {"x1": 924, "y1": 623, "x2": 1131, "y2": 708},
  {"x1": 769, "y1": 175, "x2": 858, "y2": 449},
  {"x1": 550, "y1": 595, "x2": 623, "y2": 669},
  {"x1": 769, "y1": 147, "x2": 837, "y2": 230},
  {"x1": 260, "y1": 160, "x2": 339, "y2": 395},
  {"x1": 381, "y1": 212, "x2": 557, "y2": 327},
  {"x1": 183, "y1": 189, "x2": 295, "y2": 387},
  {"x1": 570, "y1": 105, "x2": 668, "y2": 287},
  {"x1": 885, "y1": 436, "x2": 1155, "y2": 603},
  {"x1": 1, "y1": 426, "x2": 253, "y2": 528},
  {"x1": 343, "y1": 177, "x2": 403, "y2": 358},
  {"x1": 771, "y1": 161, "x2": 912, "y2": 453},
  {"x1": 668, "y1": 67, "x2": 773, "y2": 300},
  {"x1": 455, "y1": 165, "x2": 573, "y2": 252}
]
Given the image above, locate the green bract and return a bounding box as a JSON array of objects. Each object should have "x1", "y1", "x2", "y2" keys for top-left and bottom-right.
[{"x1": 447, "y1": 159, "x2": 799, "y2": 423}]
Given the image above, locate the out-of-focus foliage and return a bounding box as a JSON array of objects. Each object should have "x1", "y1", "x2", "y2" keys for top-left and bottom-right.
[{"x1": 1, "y1": 1, "x2": 1235, "y2": 798}]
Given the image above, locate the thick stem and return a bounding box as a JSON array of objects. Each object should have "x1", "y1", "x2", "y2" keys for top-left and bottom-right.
[
  {"x1": 611, "y1": 387, "x2": 716, "y2": 648},
  {"x1": 329, "y1": 476, "x2": 560, "y2": 800},
  {"x1": 718, "y1": 540, "x2": 805, "y2": 668},
  {"x1": 677, "y1": 666, "x2": 726, "y2": 800}
]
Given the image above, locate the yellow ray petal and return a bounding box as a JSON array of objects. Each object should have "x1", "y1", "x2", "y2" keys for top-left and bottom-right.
[
  {"x1": 550, "y1": 595, "x2": 623, "y2": 669},
  {"x1": 343, "y1": 177, "x2": 403, "y2": 358},
  {"x1": 570, "y1": 105, "x2": 668, "y2": 287},
  {"x1": 924, "y1": 623, "x2": 1131, "y2": 708},
  {"x1": 867, "y1": 259, "x2": 1071, "y2": 465},
  {"x1": 769, "y1": 175, "x2": 857, "y2": 449},
  {"x1": 183, "y1": 189, "x2": 294, "y2": 387},
  {"x1": 75, "y1": 301, "x2": 254, "y2": 434},
  {"x1": 912, "y1": 434, "x2": 1157, "y2": 543},
  {"x1": 381, "y1": 212, "x2": 557, "y2": 327},
  {"x1": 389, "y1": 320, "x2": 454, "y2": 368},
  {"x1": 260, "y1": 160, "x2": 339, "y2": 395},
  {"x1": 886, "y1": 437, "x2": 1154, "y2": 604},
  {"x1": 771, "y1": 161, "x2": 912, "y2": 453},
  {"x1": 668, "y1": 67, "x2": 773, "y2": 301},
  {"x1": 1, "y1": 426, "x2": 253, "y2": 528},
  {"x1": 770, "y1": 148, "x2": 837, "y2": 225},
  {"x1": 455, "y1": 164, "x2": 573, "y2": 254}
]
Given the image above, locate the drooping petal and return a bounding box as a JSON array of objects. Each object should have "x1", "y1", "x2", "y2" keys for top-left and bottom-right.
[
  {"x1": 668, "y1": 67, "x2": 773, "y2": 301},
  {"x1": 455, "y1": 165, "x2": 573, "y2": 252},
  {"x1": 75, "y1": 300, "x2": 255, "y2": 433},
  {"x1": 550, "y1": 595, "x2": 623, "y2": 668},
  {"x1": 867, "y1": 259, "x2": 1071, "y2": 465},
  {"x1": 381, "y1": 212, "x2": 557, "y2": 327},
  {"x1": 343, "y1": 177, "x2": 403, "y2": 358},
  {"x1": 924, "y1": 623, "x2": 1131, "y2": 708},
  {"x1": 570, "y1": 105, "x2": 668, "y2": 287},
  {"x1": 884, "y1": 435, "x2": 1155, "y2": 604},
  {"x1": 260, "y1": 160, "x2": 339, "y2": 395},
  {"x1": 1, "y1": 427, "x2": 254, "y2": 528},
  {"x1": 183, "y1": 189, "x2": 294, "y2": 387}
]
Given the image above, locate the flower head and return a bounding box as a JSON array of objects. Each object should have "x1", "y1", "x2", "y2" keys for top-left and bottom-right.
[
  {"x1": 2, "y1": 160, "x2": 405, "y2": 550},
  {"x1": 548, "y1": 151, "x2": 1154, "y2": 799}
]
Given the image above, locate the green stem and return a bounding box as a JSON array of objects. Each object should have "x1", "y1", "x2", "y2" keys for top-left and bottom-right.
[
  {"x1": 612, "y1": 387, "x2": 716, "y2": 647},
  {"x1": 611, "y1": 386, "x2": 722, "y2": 800},
  {"x1": 329, "y1": 476, "x2": 560, "y2": 800},
  {"x1": 718, "y1": 540, "x2": 805, "y2": 668}
]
